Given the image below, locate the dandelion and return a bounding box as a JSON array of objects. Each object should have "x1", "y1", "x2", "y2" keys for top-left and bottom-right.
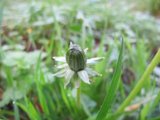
[
  {"x1": 52, "y1": 41, "x2": 104, "y2": 88},
  {"x1": 27, "y1": 28, "x2": 32, "y2": 34}
]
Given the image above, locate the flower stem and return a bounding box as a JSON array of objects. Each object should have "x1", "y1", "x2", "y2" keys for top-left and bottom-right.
[{"x1": 77, "y1": 82, "x2": 81, "y2": 107}]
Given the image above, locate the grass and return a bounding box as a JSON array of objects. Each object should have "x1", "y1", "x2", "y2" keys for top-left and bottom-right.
[
  {"x1": 117, "y1": 49, "x2": 160, "y2": 113},
  {"x1": 0, "y1": 0, "x2": 160, "y2": 120},
  {"x1": 96, "y1": 38, "x2": 123, "y2": 120}
]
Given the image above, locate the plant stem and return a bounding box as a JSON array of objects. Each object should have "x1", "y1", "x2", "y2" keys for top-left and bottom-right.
[
  {"x1": 117, "y1": 49, "x2": 160, "y2": 113},
  {"x1": 77, "y1": 82, "x2": 81, "y2": 107}
]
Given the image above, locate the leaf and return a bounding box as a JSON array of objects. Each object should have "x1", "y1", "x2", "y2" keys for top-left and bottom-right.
[
  {"x1": 0, "y1": 87, "x2": 24, "y2": 107},
  {"x1": 2, "y1": 50, "x2": 46, "y2": 68},
  {"x1": 0, "y1": 79, "x2": 32, "y2": 108},
  {"x1": 96, "y1": 38, "x2": 123, "y2": 120}
]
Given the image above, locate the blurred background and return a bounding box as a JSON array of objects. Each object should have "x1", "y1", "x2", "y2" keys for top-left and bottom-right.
[{"x1": 0, "y1": 0, "x2": 160, "y2": 120}]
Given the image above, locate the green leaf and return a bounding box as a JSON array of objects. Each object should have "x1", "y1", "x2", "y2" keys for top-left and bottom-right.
[
  {"x1": 0, "y1": 87, "x2": 25, "y2": 107},
  {"x1": 96, "y1": 38, "x2": 124, "y2": 120}
]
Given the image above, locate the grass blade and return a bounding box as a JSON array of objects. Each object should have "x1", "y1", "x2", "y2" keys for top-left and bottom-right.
[
  {"x1": 13, "y1": 101, "x2": 20, "y2": 120},
  {"x1": 96, "y1": 38, "x2": 124, "y2": 120},
  {"x1": 17, "y1": 97, "x2": 41, "y2": 120},
  {"x1": 117, "y1": 49, "x2": 160, "y2": 113}
]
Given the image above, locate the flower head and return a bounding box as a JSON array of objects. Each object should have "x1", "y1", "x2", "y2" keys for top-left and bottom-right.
[{"x1": 52, "y1": 42, "x2": 104, "y2": 88}]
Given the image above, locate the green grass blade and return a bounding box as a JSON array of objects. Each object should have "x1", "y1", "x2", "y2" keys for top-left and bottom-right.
[
  {"x1": 17, "y1": 97, "x2": 41, "y2": 120},
  {"x1": 96, "y1": 38, "x2": 124, "y2": 120},
  {"x1": 151, "y1": 91, "x2": 160, "y2": 111},
  {"x1": 117, "y1": 49, "x2": 160, "y2": 113},
  {"x1": 13, "y1": 101, "x2": 20, "y2": 120}
]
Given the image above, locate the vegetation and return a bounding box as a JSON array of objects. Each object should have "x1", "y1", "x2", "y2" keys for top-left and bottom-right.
[{"x1": 0, "y1": 0, "x2": 160, "y2": 120}]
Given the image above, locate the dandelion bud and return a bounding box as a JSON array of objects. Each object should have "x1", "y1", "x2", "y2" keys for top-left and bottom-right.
[
  {"x1": 53, "y1": 42, "x2": 103, "y2": 87},
  {"x1": 66, "y1": 43, "x2": 86, "y2": 72}
]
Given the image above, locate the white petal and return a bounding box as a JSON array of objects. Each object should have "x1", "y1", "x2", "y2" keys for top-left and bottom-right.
[
  {"x1": 78, "y1": 70, "x2": 90, "y2": 84},
  {"x1": 52, "y1": 69, "x2": 66, "y2": 77},
  {"x1": 52, "y1": 57, "x2": 66, "y2": 62},
  {"x1": 85, "y1": 68, "x2": 102, "y2": 77},
  {"x1": 84, "y1": 48, "x2": 88, "y2": 54},
  {"x1": 87, "y1": 57, "x2": 104, "y2": 64},
  {"x1": 69, "y1": 41, "x2": 74, "y2": 48},
  {"x1": 56, "y1": 63, "x2": 68, "y2": 69},
  {"x1": 64, "y1": 68, "x2": 74, "y2": 87}
]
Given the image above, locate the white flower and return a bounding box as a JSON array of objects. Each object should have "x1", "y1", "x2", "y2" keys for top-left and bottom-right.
[{"x1": 52, "y1": 42, "x2": 104, "y2": 88}]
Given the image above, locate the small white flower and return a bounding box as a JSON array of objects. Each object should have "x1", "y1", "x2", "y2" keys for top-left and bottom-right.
[{"x1": 52, "y1": 42, "x2": 104, "y2": 88}]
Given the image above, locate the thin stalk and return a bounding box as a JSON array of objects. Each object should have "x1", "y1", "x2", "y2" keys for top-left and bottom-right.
[
  {"x1": 13, "y1": 101, "x2": 20, "y2": 120},
  {"x1": 117, "y1": 49, "x2": 160, "y2": 113},
  {"x1": 77, "y1": 83, "x2": 81, "y2": 107}
]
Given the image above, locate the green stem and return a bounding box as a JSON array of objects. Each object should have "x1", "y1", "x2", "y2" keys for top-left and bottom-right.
[
  {"x1": 117, "y1": 49, "x2": 160, "y2": 113},
  {"x1": 77, "y1": 83, "x2": 81, "y2": 107}
]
